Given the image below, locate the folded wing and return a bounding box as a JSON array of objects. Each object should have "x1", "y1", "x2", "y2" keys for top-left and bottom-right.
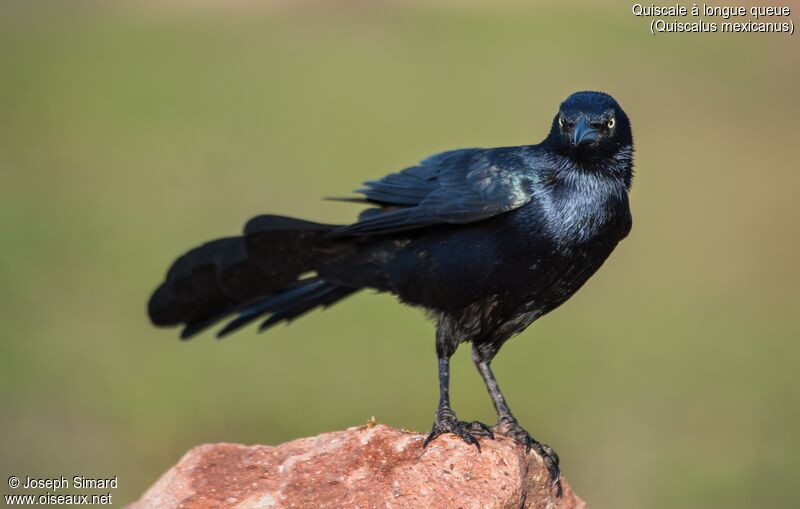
[{"x1": 331, "y1": 148, "x2": 534, "y2": 237}]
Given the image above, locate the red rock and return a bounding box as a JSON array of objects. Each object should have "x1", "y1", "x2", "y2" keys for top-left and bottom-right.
[{"x1": 127, "y1": 423, "x2": 585, "y2": 509}]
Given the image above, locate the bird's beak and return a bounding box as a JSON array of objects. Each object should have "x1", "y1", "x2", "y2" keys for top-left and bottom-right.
[{"x1": 572, "y1": 117, "x2": 599, "y2": 146}]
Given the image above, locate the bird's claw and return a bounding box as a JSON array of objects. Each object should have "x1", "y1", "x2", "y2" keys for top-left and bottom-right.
[
  {"x1": 468, "y1": 420, "x2": 495, "y2": 439},
  {"x1": 423, "y1": 415, "x2": 494, "y2": 452},
  {"x1": 494, "y1": 418, "x2": 562, "y2": 496}
]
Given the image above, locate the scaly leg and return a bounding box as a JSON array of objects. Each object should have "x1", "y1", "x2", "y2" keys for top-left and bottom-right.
[
  {"x1": 423, "y1": 333, "x2": 493, "y2": 451},
  {"x1": 472, "y1": 344, "x2": 562, "y2": 494}
]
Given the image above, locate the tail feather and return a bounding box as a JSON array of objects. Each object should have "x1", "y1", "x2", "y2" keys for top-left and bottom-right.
[
  {"x1": 149, "y1": 237, "x2": 254, "y2": 327},
  {"x1": 257, "y1": 282, "x2": 356, "y2": 331},
  {"x1": 148, "y1": 215, "x2": 357, "y2": 339},
  {"x1": 179, "y1": 302, "x2": 239, "y2": 340},
  {"x1": 216, "y1": 279, "x2": 327, "y2": 337},
  {"x1": 215, "y1": 278, "x2": 356, "y2": 338}
]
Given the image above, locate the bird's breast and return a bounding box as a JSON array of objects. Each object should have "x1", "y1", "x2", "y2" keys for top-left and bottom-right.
[{"x1": 537, "y1": 178, "x2": 630, "y2": 251}]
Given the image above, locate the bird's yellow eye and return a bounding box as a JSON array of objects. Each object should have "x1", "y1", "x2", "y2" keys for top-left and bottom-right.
[
  {"x1": 558, "y1": 117, "x2": 565, "y2": 128},
  {"x1": 607, "y1": 117, "x2": 616, "y2": 129}
]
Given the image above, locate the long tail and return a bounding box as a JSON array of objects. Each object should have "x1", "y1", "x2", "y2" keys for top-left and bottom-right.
[{"x1": 147, "y1": 215, "x2": 357, "y2": 339}]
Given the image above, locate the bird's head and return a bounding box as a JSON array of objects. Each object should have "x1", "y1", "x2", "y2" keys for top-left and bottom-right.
[{"x1": 548, "y1": 91, "x2": 632, "y2": 161}]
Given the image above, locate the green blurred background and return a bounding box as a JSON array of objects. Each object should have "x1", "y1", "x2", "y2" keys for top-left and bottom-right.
[{"x1": 1, "y1": 1, "x2": 798, "y2": 507}]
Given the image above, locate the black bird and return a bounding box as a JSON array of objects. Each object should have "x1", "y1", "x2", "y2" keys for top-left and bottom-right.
[{"x1": 148, "y1": 91, "x2": 633, "y2": 491}]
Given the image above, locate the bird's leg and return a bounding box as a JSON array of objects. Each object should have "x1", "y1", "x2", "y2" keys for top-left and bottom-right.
[
  {"x1": 423, "y1": 350, "x2": 494, "y2": 452},
  {"x1": 472, "y1": 344, "x2": 562, "y2": 494}
]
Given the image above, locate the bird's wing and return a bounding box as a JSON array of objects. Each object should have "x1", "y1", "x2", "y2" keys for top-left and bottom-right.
[{"x1": 331, "y1": 148, "x2": 534, "y2": 236}]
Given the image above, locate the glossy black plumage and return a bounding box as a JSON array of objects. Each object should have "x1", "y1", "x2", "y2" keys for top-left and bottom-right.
[{"x1": 148, "y1": 91, "x2": 634, "y2": 492}]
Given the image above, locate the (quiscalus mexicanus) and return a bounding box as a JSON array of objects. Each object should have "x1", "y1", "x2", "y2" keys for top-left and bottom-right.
[{"x1": 148, "y1": 91, "x2": 634, "y2": 493}]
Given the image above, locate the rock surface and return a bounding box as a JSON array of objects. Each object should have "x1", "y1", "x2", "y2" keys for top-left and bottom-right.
[{"x1": 128, "y1": 423, "x2": 585, "y2": 509}]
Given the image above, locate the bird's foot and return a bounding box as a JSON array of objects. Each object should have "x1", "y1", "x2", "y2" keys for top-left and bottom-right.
[
  {"x1": 494, "y1": 416, "x2": 562, "y2": 496},
  {"x1": 423, "y1": 408, "x2": 494, "y2": 452}
]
